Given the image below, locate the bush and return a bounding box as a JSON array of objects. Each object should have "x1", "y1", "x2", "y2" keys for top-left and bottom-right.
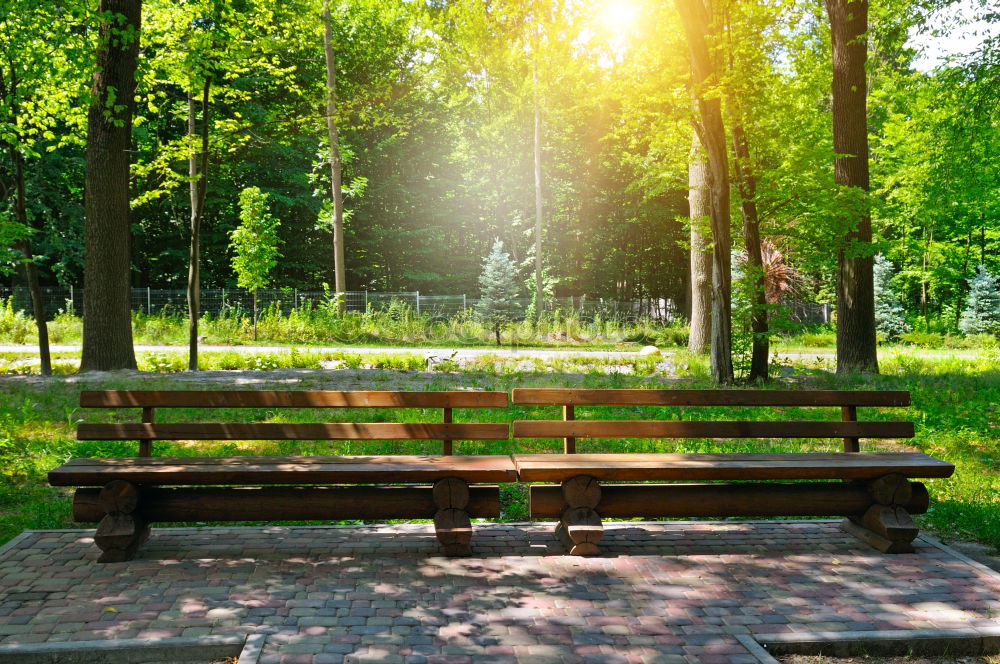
[
  {"x1": 800, "y1": 332, "x2": 836, "y2": 347},
  {"x1": 0, "y1": 299, "x2": 33, "y2": 344},
  {"x1": 900, "y1": 331, "x2": 944, "y2": 348}
]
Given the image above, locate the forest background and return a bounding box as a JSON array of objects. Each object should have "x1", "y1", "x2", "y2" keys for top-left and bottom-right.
[{"x1": 0, "y1": 0, "x2": 998, "y2": 365}]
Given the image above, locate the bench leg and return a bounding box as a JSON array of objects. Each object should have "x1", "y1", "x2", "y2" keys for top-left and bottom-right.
[
  {"x1": 840, "y1": 474, "x2": 921, "y2": 554},
  {"x1": 557, "y1": 476, "x2": 603, "y2": 556},
  {"x1": 93, "y1": 480, "x2": 149, "y2": 563},
  {"x1": 433, "y1": 477, "x2": 472, "y2": 556}
]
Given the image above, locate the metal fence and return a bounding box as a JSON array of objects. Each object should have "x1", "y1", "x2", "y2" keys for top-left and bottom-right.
[{"x1": 0, "y1": 286, "x2": 683, "y2": 323}]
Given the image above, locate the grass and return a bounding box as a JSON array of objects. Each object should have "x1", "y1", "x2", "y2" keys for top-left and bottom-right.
[
  {"x1": 0, "y1": 351, "x2": 997, "y2": 550},
  {"x1": 0, "y1": 297, "x2": 691, "y2": 349}
]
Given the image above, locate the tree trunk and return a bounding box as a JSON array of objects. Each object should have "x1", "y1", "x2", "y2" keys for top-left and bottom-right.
[
  {"x1": 533, "y1": 53, "x2": 544, "y2": 319},
  {"x1": 920, "y1": 224, "x2": 932, "y2": 326},
  {"x1": 956, "y1": 226, "x2": 973, "y2": 330},
  {"x1": 6, "y1": 145, "x2": 52, "y2": 376},
  {"x1": 187, "y1": 78, "x2": 211, "y2": 372},
  {"x1": 80, "y1": 0, "x2": 141, "y2": 372},
  {"x1": 687, "y1": 132, "x2": 712, "y2": 354},
  {"x1": 826, "y1": 0, "x2": 878, "y2": 374},
  {"x1": 253, "y1": 289, "x2": 258, "y2": 341},
  {"x1": 730, "y1": 119, "x2": 769, "y2": 381},
  {"x1": 323, "y1": 0, "x2": 346, "y2": 311},
  {"x1": 676, "y1": 0, "x2": 733, "y2": 384}
]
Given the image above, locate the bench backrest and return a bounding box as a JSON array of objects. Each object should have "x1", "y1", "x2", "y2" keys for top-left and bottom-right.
[
  {"x1": 78, "y1": 390, "x2": 509, "y2": 457},
  {"x1": 511, "y1": 388, "x2": 912, "y2": 453}
]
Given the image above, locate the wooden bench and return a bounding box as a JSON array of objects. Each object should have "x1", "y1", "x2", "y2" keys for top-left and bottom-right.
[
  {"x1": 48, "y1": 390, "x2": 515, "y2": 562},
  {"x1": 511, "y1": 389, "x2": 954, "y2": 556}
]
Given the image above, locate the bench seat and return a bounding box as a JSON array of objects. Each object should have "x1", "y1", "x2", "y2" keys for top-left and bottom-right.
[
  {"x1": 511, "y1": 388, "x2": 955, "y2": 556},
  {"x1": 50, "y1": 455, "x2": 519, "y2": 486},
  {"x1": 54, "y1": 389, "x2": 513, "y2": 562},
  {"x1": 512, "y1": 452, "x2": 955, "y2": 482}
]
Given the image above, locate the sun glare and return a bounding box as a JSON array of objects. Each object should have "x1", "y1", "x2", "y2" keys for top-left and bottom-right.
[{"x1": 600, "y1": 0, "x2": 637, "y2": 36}]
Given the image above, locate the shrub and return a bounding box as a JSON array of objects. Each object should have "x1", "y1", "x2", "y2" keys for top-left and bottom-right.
[
  {"x1": 800, "y1": 332, "x2": 836, "y2": 347},
  {"x1": 900, "y1": 331, "x2": 944, "y2": 348}
]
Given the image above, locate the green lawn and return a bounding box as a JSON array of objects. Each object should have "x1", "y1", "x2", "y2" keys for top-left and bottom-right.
[{"x1": 0, "y1": 352, "x2": 997, "y2": 549}]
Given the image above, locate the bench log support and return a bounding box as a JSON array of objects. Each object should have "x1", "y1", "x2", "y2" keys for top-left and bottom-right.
[
  {"x1": 93, "y1": 480, "x2": 149, "y2": 563},
  {"x1": 841, "y1": 473, "x2": 922, "y2": 553},
  {"x1": 433, "y1": 477, "x2": 473, "y2": 556},
  {"x1": 556, "y1": 475, "x2": 603, "y2": 555}
]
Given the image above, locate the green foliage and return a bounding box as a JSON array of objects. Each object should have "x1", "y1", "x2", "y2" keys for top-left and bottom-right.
[
  {"x1": 874, "y1": 254, "x2": 910, "y2": 340},
  {"x1": 4, "y1": 354, "x2": 1000, "y2": 546},
  {"x1": 900, "y1": 331, "x2": 945, "y2": 348},
  {"x1": 230, "y1": 187, "x2": 281, "y2": 292},
  {"x1": 476, "y1": 240, "x2": 520, "y2": 343},
  {"x1": 959, "y1": 265, "x2": 1000, "y2": 336}
]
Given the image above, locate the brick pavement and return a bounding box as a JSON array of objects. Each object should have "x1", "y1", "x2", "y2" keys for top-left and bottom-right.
[{"x1": 1, "y1": 521, "x2": 998, "y2": 663}]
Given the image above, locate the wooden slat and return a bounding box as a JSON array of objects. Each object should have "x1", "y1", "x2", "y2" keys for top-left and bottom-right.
[
  {"x1": 73, "y1": 486, "x2": 502, "y2": 522},
  {"x1": 511, "y1": 389, "x2": 910, "y2": 407},
  {"x1": 78, "y1": 422, "x2": 510, "y2": 441},
  {"x1": 512, "y1": 420, "x2": 914, "y2": 440},
  {"x1": 49, "y1": 455, "x2": 519, "y2": 486},
  {"x1": 512, "y1": 453, "x2": 955, "y2": 482},
  {"x1": 528, "y1": 482, "x2": 931, "y2": 518},
  {"x1": 80, "y1": 390, "x2": 509, "y2": 409}
]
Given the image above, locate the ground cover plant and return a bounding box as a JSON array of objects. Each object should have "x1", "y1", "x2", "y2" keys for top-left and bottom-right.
[
  {"x1": 0, "y1": 298, "x2": 694, "y2": 350},
  {"x1": 0, "y1": 352, "x2": 997, "y2": 550}
]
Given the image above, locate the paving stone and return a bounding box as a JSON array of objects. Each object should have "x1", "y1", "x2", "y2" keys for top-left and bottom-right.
[{"x1": 0, "y1": 522, "x2": 998, "y2": 662}]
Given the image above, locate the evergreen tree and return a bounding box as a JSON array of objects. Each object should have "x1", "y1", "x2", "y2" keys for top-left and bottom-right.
[
  {"x1": 476, "y1": 239, "x2": 520, "y2": 345},
  {"x1": 230, "y1": 187, "x2": 281, "y2": 341},
  {"x1": 959, "y1": 265, "x2": 1000, "y2": 336},
  {"x1": 874, "y1": 255, "x2": 909, "y2": 340}
]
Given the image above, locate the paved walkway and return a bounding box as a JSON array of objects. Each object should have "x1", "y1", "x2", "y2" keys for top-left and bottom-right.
[{"x1": 1, "y1": 521, "x2": 998, "y2": 663}]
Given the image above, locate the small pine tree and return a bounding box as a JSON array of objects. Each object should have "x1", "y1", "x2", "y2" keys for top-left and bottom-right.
[
  {"x1": 476, "y1": 239, "x2": 520, "y2": 345},
  {"x1": 230, "y1": 187, "x2": 281, "y2": 340},
  {"x1": 874, "y1": 255, "x2": 909, "y2": 341},
  {"x1": 959, "y1": 265, "x2": 1000, "y2": 336}
]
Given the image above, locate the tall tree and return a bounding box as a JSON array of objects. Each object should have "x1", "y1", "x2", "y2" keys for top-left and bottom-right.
[
  {"x1": 687, "y1": 132, "x2": 712, "y2": 354},
  {"x1": 0, "y1": 0, "x2": 87, "y2": 374},
  {"x1": 323, "y1": 0, "x2": 347, "y2": 308},
  {"x1": 187, "y1": 78, "x2": 210, "y2": 370},
  {"x1": 532, "y1": 37, "x2": 544, "y2": 318},
  {"x1": 825, "y1": 0, "x2": 878, "y2": 374},
  {"x1": 676, "y1": 0, "x2": 734, "y2": 384},
  {"x1": 80, "y1": 0, "x2": 141, "y2": 371}
]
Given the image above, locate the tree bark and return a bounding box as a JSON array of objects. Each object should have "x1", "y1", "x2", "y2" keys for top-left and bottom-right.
[
  {"x1": 80, "y1": 0, "x2": 140, "y2": 372},
  {"x1": 730, "y1": 118, "x2": 769, "y2": 381},
  {"x1": 187, "y1": 78, "x2": 210, "y2": 372},
  {"x1": 676, "y1": 0, "x2": 734, "y2": 384},
  {"x1": 826, "y1": 0, "x2": 878, "y2": 374},
  {"x1": 533, "y1": 52, "x2": 544, "y2": 319},
  {"x1": 323, "y1": 0, "x2": 346, "y2": 311},
  {"x1": 687, "y1": 132, "x2": 712, "y2": 354},
  {"x1": 6, "y1": 148, "x2": 52, "y2": 376},
  {"x1": 1, "y1": 61, "x2": 52, "y2": 376}
]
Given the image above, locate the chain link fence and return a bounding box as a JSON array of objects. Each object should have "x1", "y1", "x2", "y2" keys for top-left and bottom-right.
[{"x1": 0, "y1": 286, "x2": 836, "y2": 325}]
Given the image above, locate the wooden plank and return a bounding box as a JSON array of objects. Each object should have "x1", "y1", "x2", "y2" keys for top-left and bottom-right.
[
  {"x1": 512, "y1": 453, "x2": 955, "y2": 482},
  {"x1": 80, "y1": 390, "x2": 509, "y2": 409},
  {"x1": 529, "y1": 481, "x2": 930, "y2": 518},
  {"x1": 73, "y1": 485, "x2": 501, "y2": 522},
  {"x1": 563, "y1": 405, "x2": 576, "y2": 454},
  {"x1": 512, "y1": 420, "x2": 914, "y2": 440},
  {"x1": 78, "y1": 422, "x2": 510, "y2": 441},
  {"x1": 842, "y1": 405, "x2": 860, "y2": 452},
  {"x1": 511, "y1": 389, "x2": 910, "y2": 407},
  {"x1": 139, "y1": 407, "x2": 154, "y2": 457},
  {"x1": 49, "y1": 455, "x2": 519, "y2": 486}
]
